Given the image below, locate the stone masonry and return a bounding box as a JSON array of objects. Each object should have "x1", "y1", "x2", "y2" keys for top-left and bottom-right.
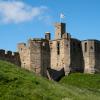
[
  {"x1": 18, "y1": 38, "x2": 50, "y2": 77},
  {"x1": 0, "y1": 49, "x2": 21, "y2": 66},
  {"x1": 17, "y1": 22, "x2": 100, "y2": 80},
  {"x1": 0, "y1": 22, "x2": 100, "y2": 80}
]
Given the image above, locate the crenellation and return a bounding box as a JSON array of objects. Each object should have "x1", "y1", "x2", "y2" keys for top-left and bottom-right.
[
  {"x1": 5, "y1": 51, "x2": 12, "y2": 60},
  {"x1": 12, "y1": 52, "x2": 19, "y2": 56},
  {"x1": 0, "y1": 49, "x2": 5, "y2": 55},
  {"x1": 0, "y1": 49, "x2": 21, "y2": 66}
]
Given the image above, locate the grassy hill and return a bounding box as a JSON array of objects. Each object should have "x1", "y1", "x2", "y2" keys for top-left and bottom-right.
[
  {"x1": 60, "y1": 73, "x2": 100, "y2": 92},
  {"x1": 0, "y1": 60, "x2": 100, "y2": 100}
]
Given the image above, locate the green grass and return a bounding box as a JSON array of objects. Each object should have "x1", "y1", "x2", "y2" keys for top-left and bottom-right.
[
  {"x1": 60, "y1": 73, "x2": 100, "y2": 92},
  {"x1": 0, "y1": 60, "x2": 100, "y2": 100}
]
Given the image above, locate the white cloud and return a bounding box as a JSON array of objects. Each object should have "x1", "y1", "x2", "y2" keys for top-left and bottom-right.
[{"x1": 0, "y1": 1, "x2": 48, "y2": 23}]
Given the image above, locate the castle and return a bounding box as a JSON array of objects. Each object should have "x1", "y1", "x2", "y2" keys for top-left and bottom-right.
[{"x1": 0, "y1": 22, "x2": 100, "y2": 80}]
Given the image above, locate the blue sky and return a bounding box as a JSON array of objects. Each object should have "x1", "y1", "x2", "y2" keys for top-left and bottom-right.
[{"x1": 0, "y1": 0, "x2": 100, "y2": 51}]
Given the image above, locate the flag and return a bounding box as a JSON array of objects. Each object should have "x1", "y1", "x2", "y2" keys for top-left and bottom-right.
[{"x1": 60, "y1": 13, "x2": 65, "y2": 19}]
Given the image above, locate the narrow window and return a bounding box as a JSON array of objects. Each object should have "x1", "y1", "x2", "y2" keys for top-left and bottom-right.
[
  {"x1": 85, "y1": 42, "x2": 87, "y2": 52},
  {"x1": 57, "y1": 42, "x2": 60, "y2": 55},
  {"x1": 90, "y1": 46, "x2": 93, "y2": 50}
]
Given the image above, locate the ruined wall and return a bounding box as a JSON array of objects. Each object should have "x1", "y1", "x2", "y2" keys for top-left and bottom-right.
[
  {"x1": 54, "y1": 23, "x2": 66, "y2": 39},
  {"x1": 29, "y1": 38, "x2": 50, "y2": 76},
  {"x1": 82, "y1": 40, "x2": 96, "y2": 73},
  {"x1": 50, "y1": 23, "x2": 71, "y2": 75},
  {"x1": 70, "y1": 38, "x2": 84, "y2": 72},
  {"x1": 50, "y1": 36, "x2": 84, "y2": 75},
  {"x1": 41, "y1": 40, "x2": 50, "y2": 76},
  {"x1": 28, "y1": 39, "x2": 42, "y2": 75},
  {"x1": 18, "y1": 43, "x2": 30, "y2": 70},
  {"x1": 62, "y1": 38, "x2": 71, "y2": 75},
  {"x1": 50, "y1": 39, "x2": 65, "y2": 70},
  {"x1": 50, "y1": 35, "x2": 71, "y2": 75},
  {"x1": 18, "y1": 38, "x2": 50, "y2": 77},
  {"x1": 17, "y1": 22, "x2": 100, "y2": 77},
  {"x1": 0, "y1": 49, "x2": 21, "y2": 66},
  {"x1": 95, "y1": 40, "x2": 100, "y2": 73}
]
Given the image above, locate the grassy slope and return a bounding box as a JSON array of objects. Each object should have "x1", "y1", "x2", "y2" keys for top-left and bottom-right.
[
  {"x1": 0, "y1": 60, "x2": 100, "y2": 100},
  {"x1": 60, "y1": 73, "x2": 100, "y2": 92},
  {"x1": 60, "y1": 73, "x2": 100, "y2": 99}
]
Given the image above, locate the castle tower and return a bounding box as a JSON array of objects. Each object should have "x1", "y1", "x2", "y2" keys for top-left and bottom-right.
[
  {"x1": 82, "y1": 40, "x2": 100, "y2": 73},
  {"x1": 18, "y1": 38, "x2": 50, "y2": 77},
  {"x1": 50, "y1": 22, "x2": 71, "y2": 75},
  {"x1": 45, "y1": 32, "x2": 51, "y2": 40},
  {"x1": 55, "y1": 23, "x2": 66, "y2": 39},
  {"x1": 82, "y1": 40, "x2": 96, "y2": 73}
]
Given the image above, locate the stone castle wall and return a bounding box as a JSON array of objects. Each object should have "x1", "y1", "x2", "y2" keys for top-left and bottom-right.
[
  {"x1": 0, "y1": 49, "x2": 21, "y2": 66},
  {"x1": 50, "y1": 38, "x2": 71, "y2": 75},
  {"x1": 70, "y1": 38, "x2": 84, "y2": 72},
  {"x1": 95, "y1": 40, "x2": 100, "y2": 73},
  {"x1": 50, "y1": 23, "x2": 71, "y2": 76},
  {"x1": 18, "y1": 38, "x2": 50, "y2": 77},
  {"x1": 82, "y1": 40, "x2": 100, "y2": 73},
  {"x1": 18, "y1": 43, "x2": 30, "y2": 70},
  {"x1": 29, "y1": 38, "x2": 50, "y2": 76},
  {"x1": 50, "y1": 22, "x2": 84, "y2": 76}
]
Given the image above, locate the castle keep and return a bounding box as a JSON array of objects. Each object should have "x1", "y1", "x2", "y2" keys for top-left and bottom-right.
[
  {"x1": 17, "y1": 22, "x2": 100, "y2": 79},
  {"x1": 1, "y1": 22, "x2": 100, "y2": 80}
]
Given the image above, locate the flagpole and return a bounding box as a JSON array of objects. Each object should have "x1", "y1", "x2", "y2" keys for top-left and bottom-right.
[
  {"x1": 60, "y1": 13, "x2": 65, "y2": 23},
  {"x1": 60, "y1": 13, "x2": 68, "y2": 32}
]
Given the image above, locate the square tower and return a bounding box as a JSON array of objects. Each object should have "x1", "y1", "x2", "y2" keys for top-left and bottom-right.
[
  {"x1": 18, "y1": 38, "x2": 50, "y2": 77},
  {"x1": 55, "y1": 23, "x2": 66, "y2": 39}
]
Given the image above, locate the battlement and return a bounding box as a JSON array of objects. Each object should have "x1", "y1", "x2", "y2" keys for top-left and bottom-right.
[
  {"x1": 29, "y1": 38, "x2": 48, "y2": 42},
  {"x1": 0, "y1": 49, "x2": 19, "y2": 56},
  {"x1": 0, "y1": 49, "x2": 21, "y2": 66}
]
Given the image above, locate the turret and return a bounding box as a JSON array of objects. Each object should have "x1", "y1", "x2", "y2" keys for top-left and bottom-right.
[
  {"x1": 45, "y1": 32, "x2": 51, "y2": 40},
  {"x1": 54, "y1": 23, "x2": 66, "y2": 39}
]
